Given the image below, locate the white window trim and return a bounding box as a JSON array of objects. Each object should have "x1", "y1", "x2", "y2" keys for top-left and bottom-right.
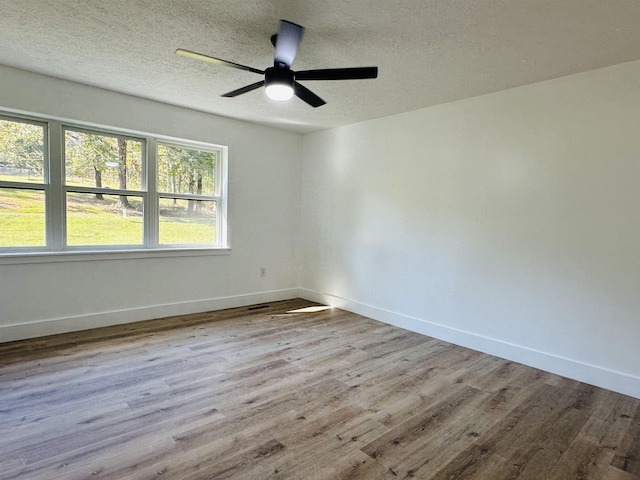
[{"x1": 0, "y1": 111, "x2": 229, "y2": 261}]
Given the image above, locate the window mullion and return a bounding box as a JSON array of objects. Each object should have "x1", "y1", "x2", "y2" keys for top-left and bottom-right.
[
  {"x1": 145, "y1": 138, "x2": 158, "y2": 248},
  {"x1": 47, "y1": 121, "x2": 65, "y2": 251},
  {"x1": 157, "y1": 193, "x2": 219, "y2": 202},
  {"x1": 218, "y1": 147, "x2": 229, "y2": 248},
  {"x1": 65, "y1": 186, "x2": 145, "y2": 196}
]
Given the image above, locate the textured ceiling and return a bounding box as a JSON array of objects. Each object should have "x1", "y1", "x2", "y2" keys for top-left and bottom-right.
[{"x1": 1, "y1": 0, "x2": 640, "y2": 133}]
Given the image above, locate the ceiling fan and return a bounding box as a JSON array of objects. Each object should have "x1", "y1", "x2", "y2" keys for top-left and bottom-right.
[{"x1": 176, "y1": 19, "x2": 378, "y2": 108}]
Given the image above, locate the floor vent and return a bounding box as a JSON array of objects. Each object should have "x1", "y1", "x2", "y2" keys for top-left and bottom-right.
[{"x1": 247, "y1": 304, "x2": 270, "y2": 311}]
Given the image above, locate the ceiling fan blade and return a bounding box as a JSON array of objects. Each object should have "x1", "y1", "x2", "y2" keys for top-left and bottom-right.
[
  {"x1": 221, "y1": 81, "x2": 265, "y2": 98},
  {"x1": 176, "y1": 49, "x2": 264, "y2": 75},
  {"x1": 294, "y1": 82, "x2": 326, "y2": 108},
  {"x1": 295, "y1": 67, "x2": 378, "y2": 81},
  {"x1": 274, "y1": 20, "x2": 304, "y2": 68}
]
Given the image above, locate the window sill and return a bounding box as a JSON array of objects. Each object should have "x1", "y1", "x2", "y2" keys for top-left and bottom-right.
[{"x1": 0, "y1": 247, "x2": 231, "y2": 265}]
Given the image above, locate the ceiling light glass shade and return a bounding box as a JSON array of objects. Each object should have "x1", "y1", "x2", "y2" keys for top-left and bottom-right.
[{"x1": 265, "y1": 83, "x2": 294, "y2": 101}]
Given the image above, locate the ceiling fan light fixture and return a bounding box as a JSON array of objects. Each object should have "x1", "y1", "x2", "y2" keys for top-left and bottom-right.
[
  {"x1": 265, "y1": 83, "x2": 294, "y2": 101},
  {"x1": 264, "y1": 66, "x2": 294, "y2": 102}
]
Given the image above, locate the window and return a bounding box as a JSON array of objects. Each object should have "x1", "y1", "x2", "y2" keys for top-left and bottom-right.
[
  {"x1": 64, "y1": 128, "x2": 146, "y2": 247},
  {"x1": 0, "y1": 112, "x2": 227, "y2": 255},
  {"x1": 156, "y1": 143, "x2": 220, "y2": 246},
  {"x1": 0, "y1": 116, "x2": 47, "y2": 248}
]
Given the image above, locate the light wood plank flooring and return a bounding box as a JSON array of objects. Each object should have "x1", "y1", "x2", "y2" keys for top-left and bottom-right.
[{"x1": 1, "y1": 299, "x2": 639, "y2": 479}]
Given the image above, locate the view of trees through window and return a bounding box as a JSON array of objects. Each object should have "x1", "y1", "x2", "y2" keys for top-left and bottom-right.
[
  {"x1": 63, "y1": 129, "x2": 145, "y2": 246},
  {"x1": 0, "y1": 118, "x2": 44, "y2": 180},
  {"x1": 0, "y1": 114, "x2": 224, "y2": 250},
  {"x1": 0, "y1": 118, "x2": 46, "y2": 247},
  {"x1": 157, "y1": 143, "x2": 217, "y2": 245},
  {"x1": 65, "y1": 130, "x2": 143, "y2": 191}
]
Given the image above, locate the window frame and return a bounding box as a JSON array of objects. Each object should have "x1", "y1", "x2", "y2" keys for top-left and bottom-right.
[
  {"x1": 156, "y1": 139, "x2": 224, "y2": 248},
  {"x1": 62, "y1": 125, "x2": 148, "y2": 250},
  {"x1": 0, "y1": 111, "x2": 229, "y2": 259}
]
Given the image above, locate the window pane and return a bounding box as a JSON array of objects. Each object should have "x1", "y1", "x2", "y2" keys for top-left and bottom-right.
[
  {"x1": 66, "y1": 193, "x2": 143, "y2": 246},
  {"x1": 64, "y1": 130, "x2": 143, "y2": 190},
  {"x1": 159, "y1": 198, "x2": 216, "y2": 245},
  {"x1": 157, "y1": 144, "x2": 216, "y2": 196},
  {"x1": 0, "y1": 119, "x2": 45, "y2": 183},
  {"x1": 0, "y1": 188, "x2": 45, "y2": 247}
]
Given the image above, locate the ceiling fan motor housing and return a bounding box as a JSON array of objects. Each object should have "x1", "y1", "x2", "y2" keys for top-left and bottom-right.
[{"x1": 265, "y1": 66, "x2": 294, "y2": 89}]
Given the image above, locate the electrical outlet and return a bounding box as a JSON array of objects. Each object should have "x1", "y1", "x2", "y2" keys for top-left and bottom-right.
[{"x1": 259, "y1": 267, "x2": 266, "y2": 277}]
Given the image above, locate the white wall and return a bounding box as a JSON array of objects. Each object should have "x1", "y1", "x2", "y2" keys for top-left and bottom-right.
[
  {"x1": 300, "y1": 60, "x2": 640, "y2": 398},
  {"x1": 3, "y1": 59, "x2": 639, "y2": 399},
  {"x1": 0, "y1": 65, "x2": 303, "y2": 341}
]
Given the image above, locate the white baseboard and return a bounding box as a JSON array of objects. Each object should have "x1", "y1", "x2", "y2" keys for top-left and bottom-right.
[
  {"x1": 0, "y1": 288, "x2": 298, "y2": 343},
  {"x1": 298, "y1": 288, "x2": 640, "y2": 400},
  {"x1": 5, "y1": 287, "x2": 638, "y2": 399}
]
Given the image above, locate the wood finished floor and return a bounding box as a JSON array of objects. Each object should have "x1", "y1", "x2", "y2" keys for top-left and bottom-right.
[{"x1": 1, "y1": 299, "x2": 639, "y2": 480}]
